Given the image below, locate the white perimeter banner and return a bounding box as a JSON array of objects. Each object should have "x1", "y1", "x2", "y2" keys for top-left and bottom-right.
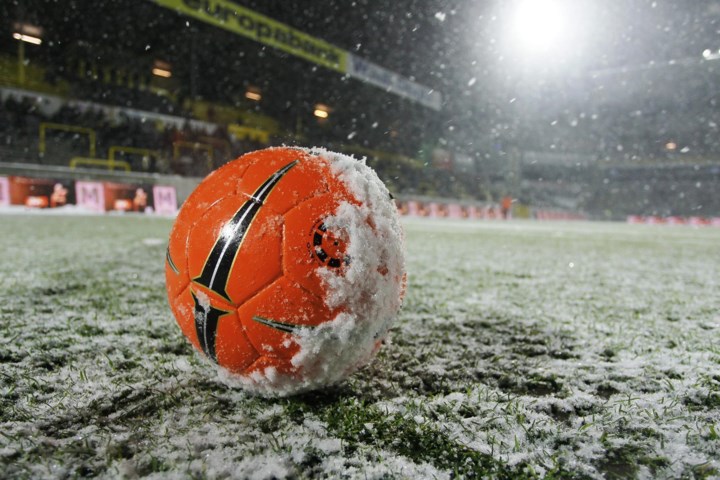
[
  {"x1": 75, "y1": 181, "x2": 105, "y2": 213},
  {"x1": 153, "y1": 186, "x2": 178, "y2": 216},
  {"x1": 346, "y1": 54, "x2": 442, "y2": 111}
]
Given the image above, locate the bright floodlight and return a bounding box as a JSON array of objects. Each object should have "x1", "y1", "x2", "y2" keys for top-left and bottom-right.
[
  {"x1": 13, "y1": 33, "x2": 42, "y2": 45},
  {"x1": 511, "y1": 0, "x2": 568, "y2": 54},
  {"x1": 313, "y1": 104, "x2": 330, "y2": 119}
]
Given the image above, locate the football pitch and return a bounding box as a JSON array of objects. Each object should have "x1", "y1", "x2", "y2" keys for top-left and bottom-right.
[{"x1": 1, "y1": 213, "x2": 718, "y2": 479}]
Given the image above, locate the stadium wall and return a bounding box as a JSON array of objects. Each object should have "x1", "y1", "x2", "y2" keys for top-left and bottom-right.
[
  {"x1": 0, "y1": 162, "x2": 201, "y2": 205},
  {"x1": 1, "y1": 162, "x2": 587, "y2": 221}
]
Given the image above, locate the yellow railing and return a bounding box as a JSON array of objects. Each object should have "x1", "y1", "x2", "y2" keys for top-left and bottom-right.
[
  {"x1": 69, "y1": 157, "x2": 130, "y2": 172},
  {"x1": 39, "y1": 123, "x2": 97, "y2": 158},
  {"x1": 173, "y1": 141, "x2": 213, "y2": 171},
  {"x1": 198, "y1": 136, "x2": 231, "y2": 159},
  {"x1": 109, "y1": 146, "x2": 161, "y2": 162},
  {"x1": 173, "y1": 141, "x2": 213, "y2": 159},
  {"x1": 228, "y1": 124, "x2": 270, "y2": 144}
]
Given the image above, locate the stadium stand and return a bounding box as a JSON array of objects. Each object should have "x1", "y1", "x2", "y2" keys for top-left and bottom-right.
[
  {"x1": 0, "y1": 87, "x2": 488, "y2": 204},
  {"x1": 2, "y1": 1, "x2": 719, "y2": 220}
]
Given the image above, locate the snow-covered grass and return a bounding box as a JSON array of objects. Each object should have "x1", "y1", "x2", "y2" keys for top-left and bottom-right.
[{"x1": 1, "y1": 214, "x2": 718, "y2": 479}]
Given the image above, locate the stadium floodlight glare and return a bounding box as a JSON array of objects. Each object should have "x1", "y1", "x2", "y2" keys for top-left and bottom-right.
[
  {"x1": 152, "y1": 68, "x2": 172, "y2": 78},
  {"x1": 510, "y1": 0, "x2": 568, "y2": 54},
  {"x1": 12, "y1": 22, "x2": 43, "y2": 45},
  {"x1": 152, "y1": 60, "x2": 172, "y2": 78},
  {"x1": 314, "y1": 104, "x2": 330, "y2": 119},
  {"x1": 245, "y1": 88, "x2": 262, "y2": 101},
  {"x1": 12, "y1": 33, "x2": 42, "y2": 45}
]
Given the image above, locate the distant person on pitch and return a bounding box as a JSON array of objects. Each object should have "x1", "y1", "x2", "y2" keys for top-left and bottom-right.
[{"x1": 501, "y1": 195, "x2": 513, "y2": 219}]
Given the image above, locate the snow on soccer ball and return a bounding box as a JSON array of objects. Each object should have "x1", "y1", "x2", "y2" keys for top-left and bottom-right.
[{"x1": 165, "y1": 147, "x2": 405, "y2": 396}]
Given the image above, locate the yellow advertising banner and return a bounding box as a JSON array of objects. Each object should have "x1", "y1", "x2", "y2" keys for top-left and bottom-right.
[
  {"x1": 150, "y1": 0, "x2": 442, "y2": 110},
  {"x1": 151, "y1": 0, "x2": 346, "y2": 72}
]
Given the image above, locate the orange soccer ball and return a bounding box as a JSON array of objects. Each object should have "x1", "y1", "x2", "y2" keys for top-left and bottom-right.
[{"x1": 165, "y1": 147, "x2": 405, "y2": 396}]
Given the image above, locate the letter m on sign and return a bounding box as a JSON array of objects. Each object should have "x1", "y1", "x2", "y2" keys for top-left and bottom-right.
[
  {"x1": 153, "y1": 186, "x2": 177, "y2": 215},
  {"x1": 75, "y1": 181, "x2": 105, "y2": 213}
]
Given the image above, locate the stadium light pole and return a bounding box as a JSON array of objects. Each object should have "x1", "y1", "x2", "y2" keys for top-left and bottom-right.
[
  {"x1": 17, "y1": 36, "x2": 23, "y2": 86},
  {"x1": 12, "y1": 23, "x2": 43, "y2": 87}
]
